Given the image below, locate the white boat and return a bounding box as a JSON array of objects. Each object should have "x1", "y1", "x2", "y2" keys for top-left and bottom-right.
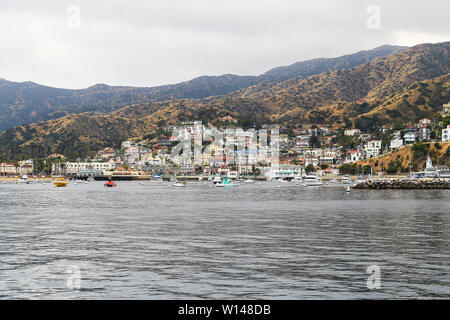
[
  {"x1": 304, "y1": 175, "x2": 323, "y2": 186},
  {"x1": 341, "y1": 176, "x2": 352, "y2": 184},
  {"x1": 212, "y1": 175, "x2": 222, "y2": 184},
  {"x1": 173, "y1": 181, "x2": 187, "y2": 187},
  {"x1": 16, "y1": 175, "x2": 29, "y2": 184},
  {"x1": 244, "y1": 179, "x2": 255, "y2": 183}
]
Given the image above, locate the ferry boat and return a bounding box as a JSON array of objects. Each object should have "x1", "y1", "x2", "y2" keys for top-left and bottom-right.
[
  {"x1": 304, "y1": 175, "x2": 323, "y2": 186},
  {"x1": 54, "y1": 177, "x2": 68, "y2": 187}
]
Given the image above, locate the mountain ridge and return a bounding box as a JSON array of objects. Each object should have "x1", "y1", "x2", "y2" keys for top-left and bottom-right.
[{"x1": 0, "y1": 44, "x2": 407, "y2": 131}]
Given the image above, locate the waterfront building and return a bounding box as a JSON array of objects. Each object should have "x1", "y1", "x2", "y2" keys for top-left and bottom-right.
[
  {"x1": 424, "y1": 155, "x2": 438, "y2": 178},
  {"x1": 53, "y1": 160, "x2": 116, "y2": 175},
  {"x1": 0, "y1": 163, "x2": 18, "y2": 175},
  {"x1": 436, "y1": 165, "x2": 450, "y2": 178}
]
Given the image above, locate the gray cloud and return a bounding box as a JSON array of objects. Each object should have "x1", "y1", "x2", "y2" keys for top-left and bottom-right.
[{"x1": 0, "y1": 0, "x2": 448, "y2": 89}]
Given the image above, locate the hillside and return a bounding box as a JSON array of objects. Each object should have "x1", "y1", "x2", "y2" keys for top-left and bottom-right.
[
  {"x1": 0, "y1": 42, "x2": 449, "y2": 159},
  {"x1": 355, "y1": 142, "x2": 450, "y2": 174},
  {"x1": 234, "y1": 42, "x2": 449, "y2": 111},
  {"x1": 0, "y1": 45, "x2": 406, "y2": 131}
]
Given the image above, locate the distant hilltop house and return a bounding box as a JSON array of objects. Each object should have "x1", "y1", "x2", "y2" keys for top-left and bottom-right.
[
  {"x1": 47, "y1": 153, "x2": 65, "y2": 159},
  {"x1": 418, "y1": 118, "x2": 432, "y2": 127},
  {"x1": 97, "y1": 147, "x2": 116, "y2": 160},
  {"x1": 218, "y1": 115, "x2": 237, "y2": 123},
  {"x1": 442, "y1": 103, "x2": 450, "y2": 117},
  {"x1": 344, "y1": 129, "x2": 361, "y2": 136}
]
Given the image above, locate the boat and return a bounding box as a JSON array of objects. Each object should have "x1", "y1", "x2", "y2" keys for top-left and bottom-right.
[
  {"x1": 304, "y1": 175, "x2": 323, "y2": 186},
  {"x1": 216, "y1": 177, "x2": 237, "y2": 188},
  {"x1": 54, "y1": 177, "x2": 68, "y2": 187},
  {"x1": 16, "y1": 175, "x2": 30, "y2": 184},
  {"x1": 346, "y1": 186, "x2": 351, "y2": 192},
  {"x1": 212, "y1": 175, "x2": 222, "y2": 184},
  {"x1": 104, "y1": 180, "x2": 117, "y2": 187},
  {"x1": 244, "y1": 179, "x2": 255, "y2": 183},
  {"x1": 341, "y1": 176, "x2": 352, "y2": 184},
  {"x1": 173, "y1": 181, "x2": 187, "y2": 187}
]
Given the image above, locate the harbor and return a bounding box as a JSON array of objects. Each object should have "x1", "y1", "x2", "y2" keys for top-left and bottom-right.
[{"x1": 0, "y1": 180, "x2": 448, "y2": 299}]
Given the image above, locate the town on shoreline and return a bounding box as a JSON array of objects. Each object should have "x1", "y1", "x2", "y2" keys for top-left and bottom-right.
[{"x1": 1, "y1": 104, "x2": 449, "y2": 182}]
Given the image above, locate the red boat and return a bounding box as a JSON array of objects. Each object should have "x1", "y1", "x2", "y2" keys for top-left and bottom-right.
[{"x1": 104, "y1": 180, "x2": 117, "y2": 187}]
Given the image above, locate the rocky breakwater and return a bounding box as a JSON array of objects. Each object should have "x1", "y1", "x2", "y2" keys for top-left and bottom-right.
[{"x1": 353, "y1": 178, "x2": 450, "y2": 190}]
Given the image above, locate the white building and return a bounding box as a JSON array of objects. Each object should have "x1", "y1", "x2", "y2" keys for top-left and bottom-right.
[
  {"x1": 390, "y1": 139, "x2": 403, "y2": 150},
  {"x1": 404, "y1": 132, "x2": 416, "y2": 144},
  {"x1": 345, "y1": 150, "x2": 362, "y2": 163},
  {"x1": 54, "y1": 161, "x2": 115, "y2": 175},
  {"x1": 365, "y1": 140, "x2": 382, "y2": 159},
  {"x1": 442, "y1": 125, "x2": 450, "y2": 142},
  {"x1": 121, "y1": 141, "x2": 133, "y2": 149}
]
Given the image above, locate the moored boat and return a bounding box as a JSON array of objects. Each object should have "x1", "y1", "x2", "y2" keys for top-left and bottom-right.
[
  {"x1": 54, "y1": 177, "x2": 68, "y2": 187},
  {"x1": 16, "y1": 175, "x2": 29, "y2": 184},
  {"x1": 216, "y1": 177, "x2": 237, "y2": 187},
  {"x1": 341, "y1": 176, "x2": 352, "y2": 184},
  {"x1": 173, "y1": 181, "x2": 187, "y2": 187},
  {"x1": 104, "y1": 180, "x2": 117, "y2": 187},
  {"x1": 304, "y1": 175, "x2": 323, "y2": 186}
]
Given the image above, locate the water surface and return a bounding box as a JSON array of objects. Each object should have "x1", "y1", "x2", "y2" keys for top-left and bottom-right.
[{"x1": 0, "y1": 181, "x2": 449, "y2": 299}]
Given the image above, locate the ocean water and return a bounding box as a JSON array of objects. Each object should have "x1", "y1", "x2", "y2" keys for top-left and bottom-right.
[{"x1": 0, "y1": 181, "x2": 449, "y2": 299}]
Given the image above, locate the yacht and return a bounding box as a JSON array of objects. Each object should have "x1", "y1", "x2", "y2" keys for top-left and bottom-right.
[
  {"x1": 304, "y1": 175, "x2": 323, "y2": 186},
  {"x1": 16, "y1": 175, "x2": 29, "y2": 184},
  {"x1": 341, "y1": 176, "x2": 352, "y2": 184},
  {"x1": 212, "y1": 175, "x2": 222, "y2": 184}
]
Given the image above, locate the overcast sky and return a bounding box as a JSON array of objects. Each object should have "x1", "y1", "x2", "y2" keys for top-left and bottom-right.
[{"x1": 0, "y1": 0, "x2": 448, "y2": 89}]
